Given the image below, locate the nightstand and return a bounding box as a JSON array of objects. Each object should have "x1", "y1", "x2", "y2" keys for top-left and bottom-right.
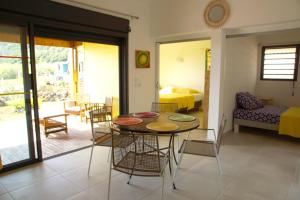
[{"x1": 260, "y1": 97, "x2": 273, "y2": 105}]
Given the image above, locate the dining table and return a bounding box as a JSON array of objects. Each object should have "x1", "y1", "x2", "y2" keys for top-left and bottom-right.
[{"x1": 113, "y1": 112, "x2": 200, "y2": 189}]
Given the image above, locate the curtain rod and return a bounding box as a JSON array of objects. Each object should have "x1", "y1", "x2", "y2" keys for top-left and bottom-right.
[{"x1": 52, "y1": 0, "x2": 139, "y2": 20}]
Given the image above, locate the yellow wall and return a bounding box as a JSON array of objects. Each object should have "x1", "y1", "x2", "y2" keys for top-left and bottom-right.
[
  {"x1": 82, "y1": 42, "x2": 119, "y2": 115},
  {"x1": 160, "y1": 40, "x2": 211, "y2": 92}
]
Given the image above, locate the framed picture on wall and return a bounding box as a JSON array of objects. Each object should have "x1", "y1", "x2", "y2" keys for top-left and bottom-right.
[
  {"x1": 135, "y1": 50, "x2": 150, "y2": 68},
  {"x1": 205, "y1": 49, "x2": 211, "y2": 71}
]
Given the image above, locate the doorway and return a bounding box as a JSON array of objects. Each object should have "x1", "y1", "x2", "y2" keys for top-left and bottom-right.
[
  {"x1": 158, "y1": 39, "x2": 211, "y2": 128},
  {"x1": 34, "y1": 36, "x2": 120, "y2": 159},
  {"x1": 0, "y1": 24, "x2": 127, "y2": 171}
]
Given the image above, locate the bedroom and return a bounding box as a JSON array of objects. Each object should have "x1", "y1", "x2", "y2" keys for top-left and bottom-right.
[
  {"x1": 158, "y1": 39, "x2": 211, "y2": 128},
  {"x1": 224, "y1": 28, "x2": 300, "y2": 138}
]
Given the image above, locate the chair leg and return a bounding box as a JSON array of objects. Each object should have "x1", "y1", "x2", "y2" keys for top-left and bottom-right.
[
  {"x1": 107, "y1": 147, "x2": 111, "y2": 163},
  {"x1": 107, "y1": 155, "x2": 113, "y2": 200},
  {"x1": 177, "y1": 131, "x2": 191, "y2": 169},
  {"x1": 161, "y1": 170, "x2": 166, "y2": 200},
  {"x1": 176, "y1": 135, "x2": 180, "y2": 161},
  {"x1": 213, "y1": 144, "x2": 223, "y2": 175},
  {"x1": 169, "y1": 144, "x2": 176, "y2": 190},
  {"x1": 87, "y1": 144, "x2": 94, "y2": 176},
  {"x1": 127, "y1": 175, "x2": 132, "y2": 184}
]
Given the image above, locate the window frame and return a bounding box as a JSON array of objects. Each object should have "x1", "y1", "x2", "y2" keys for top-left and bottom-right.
[{"x1": 260, "y1": 44, "x2": 299, "y2": 81}]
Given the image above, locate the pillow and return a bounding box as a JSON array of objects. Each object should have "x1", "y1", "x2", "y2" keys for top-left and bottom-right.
[
  {"x1": 159, "y1": 86, "x2": 174, "y2": 94},
  {"x1": 245, "y1": 92, "x2": 264, "y2": 108},
  {"x1": 236, "y1": 92, "x2": 264, "y2": 110}
]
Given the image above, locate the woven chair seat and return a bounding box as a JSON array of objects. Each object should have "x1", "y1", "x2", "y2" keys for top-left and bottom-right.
[
  {"x1": 180, "y1": 140, "x2": 216, "y2": 157},
  {"x1": 94, "y1": 134, "x2": 112, "y2": 145},
  {"x1": 114, "y1": 152, "x2": 168, "y2": 176}
]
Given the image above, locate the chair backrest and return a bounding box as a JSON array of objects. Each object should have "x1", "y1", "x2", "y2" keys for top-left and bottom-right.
[
  {"x1": 151, "y1": 102, "x2": 178, "y2": 113},
  {"x1": 111, "y1": 129, "x2": 162, "y2": 176},
  {"x1": 216, "y1": 114, "x2": 227, "y2": 152},
  {"x1": 89, "y1": 107, "x2": 110, "y2": 139},
  {"x1": 85, "y1": 103, "x2": 104, "y2": 112}
]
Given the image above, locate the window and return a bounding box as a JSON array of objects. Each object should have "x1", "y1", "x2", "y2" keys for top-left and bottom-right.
[{"x1": 261, "y1": 45, "x2": 299, "y2": 81}]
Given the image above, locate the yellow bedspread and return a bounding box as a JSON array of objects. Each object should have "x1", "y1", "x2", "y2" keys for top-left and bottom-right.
[
  {"x1": 159, "y1": 93, "x2": 195, "y2": 110},
  {"x1": 279, "y1": 107, "x2": 300, "y2": 138}
]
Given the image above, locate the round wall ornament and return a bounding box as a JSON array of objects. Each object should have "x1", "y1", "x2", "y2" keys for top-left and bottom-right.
[{"x1": 204, "y1": 0, "x2": 230, "y2": 28}]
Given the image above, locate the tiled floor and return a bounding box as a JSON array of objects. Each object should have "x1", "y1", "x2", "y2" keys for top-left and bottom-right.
[{"x1": 0, "y1": 128, "x2": 300, "y2": 200}]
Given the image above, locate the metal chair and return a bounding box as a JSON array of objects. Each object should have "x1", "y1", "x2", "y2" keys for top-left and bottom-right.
[
  {"x1": 107, "y1": 129, "x2": 174, "y2": 200},
  {"x1": 177, "y1": 115, "x2": 227, "y2": 175},
  {"x1": 87, "y1": 106, "x2": 112, "y2": 176},
  {"x1": 151, "y1": 102, "x2": 178, "y2": 113}
]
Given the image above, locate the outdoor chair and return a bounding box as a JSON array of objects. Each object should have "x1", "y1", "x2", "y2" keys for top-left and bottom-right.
[
  {"x1": 84, "y1": 103, "x2": 105, "y2": 123},
  {"x1": 177, "y1": 114, "x2": 227, "y2": 175},
  {"x1": 107, "y1": 129, "x2": 174, "y2": 200},
  {"x1": 63, "y1": 100, "x2": 85, "y2": 121}
]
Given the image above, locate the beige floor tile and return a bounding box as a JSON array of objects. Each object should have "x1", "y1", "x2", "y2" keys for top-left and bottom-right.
[
  {"x1": 44, "y1": 147, "x2": 111, "y2": 174},
  {"x1": 141, "y1": 187, "x2": 192, "y2": 200},
  {"x1": 0, "y1": 163, "x2": 58, "y2": 192},
  {"x1": 223, "y1": 175, "x2": 290, "y2": 200},
  {"x1": 67, "y1": 174, "x2": 161, "y2": 200},
  {"x1": 286, "y1": 183, "x2": 300, "y2": 200},
  {"x1": 0, "y1": 194, "x2": 13, "y2": 200},
  {"x1": 239, "y1": 157, "x2": 297, "y2": 185},
  {"x1": 10, "y1": 175, "x2": 82, "y2": 200},
  {"x1": 0, "y1": 184, "x2": 7, "y2": 196},
  {"x1": 61, "y1": 163, "x2": 119, "y2": 190}
]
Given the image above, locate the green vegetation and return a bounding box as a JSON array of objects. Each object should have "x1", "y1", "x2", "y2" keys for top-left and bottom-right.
[
  {"x1": 0, "y1": 42, "x2": 69, "y2": 64},
  {"x1": 0, "y1": 42, "x2": 71, "y2": 114},
  {"x1": 35, "y1": 45, "x2": 69, "y2": 63},
  {"x1": 0, "y1": 63, "x2": 22, "y2": 80}
]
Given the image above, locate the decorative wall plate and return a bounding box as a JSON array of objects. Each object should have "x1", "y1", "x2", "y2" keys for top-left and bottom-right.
[
  {"x1": 136, "y1": 50, "x2": 150, "y2": 68},
  {"x1": 204, "y1": 0, "x2": 230, "y2": 28}
]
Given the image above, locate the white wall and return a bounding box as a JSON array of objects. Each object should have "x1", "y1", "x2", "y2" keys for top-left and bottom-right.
[
  {"x1": 223, "y1": 37, "x2": 258, "y2": 131},
  {"x1": 255, "y1": 30, "x2": 300, "y2": 107},
  {"x1": 150, "y1": 0, "x2": 300, "y2": 37},
  {"x1": 159, "y1": 40, "x2": 211, "y2": 92}
]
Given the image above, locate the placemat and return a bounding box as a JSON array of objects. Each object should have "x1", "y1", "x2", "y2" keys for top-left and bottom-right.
[
  {"x1": 114, "y1": 117, "x2": 143, "y2": 126},
  {"x1": 146, "y1": 122, "x2": 179, "y2": 132},
  {"x1": 168, "y1": 114, "x2": 196, "y2": 122},
  {"x1": 133, "y1": 112, "x2": 160, "y2": 118}
]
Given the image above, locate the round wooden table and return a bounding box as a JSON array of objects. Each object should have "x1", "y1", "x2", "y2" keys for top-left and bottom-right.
[{"x1": 116, "y1": 112, "x2": 199, "y2": 134}]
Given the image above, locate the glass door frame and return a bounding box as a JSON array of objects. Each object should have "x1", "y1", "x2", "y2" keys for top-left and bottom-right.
[
  {"x1": 0, "y1": 17, "x2": 129, "y2": 171},
  {"x1": 0, "y1": 22, "x2": 42, "y2": 172}
]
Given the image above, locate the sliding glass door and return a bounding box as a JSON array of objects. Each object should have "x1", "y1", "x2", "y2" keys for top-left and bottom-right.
[{"x1": 0, "y1": 23, "x2": 36, "y2": 169}]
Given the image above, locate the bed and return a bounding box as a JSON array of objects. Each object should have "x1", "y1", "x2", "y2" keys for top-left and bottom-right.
[
  {"x1": 233, "y1": 92, "x2": 300, "y2": 139},
  {"x1": 234, "y1": 105, "x2": 287, "y2": 132},
  {"x1": 159, "y1": 87, "x2": 203, "y2": 112}
]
